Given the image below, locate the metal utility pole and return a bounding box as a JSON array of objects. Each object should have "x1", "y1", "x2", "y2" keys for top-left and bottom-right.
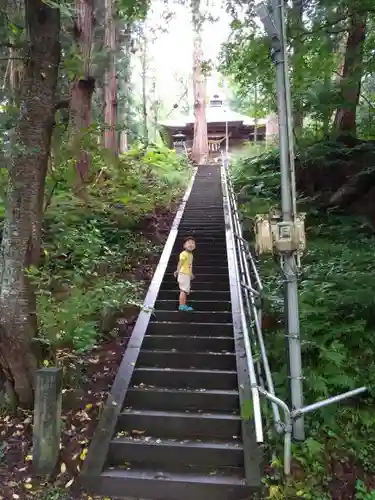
[
  {"x1": 225, "y1": 117, "x2": 229, "y2": 156},
  {"x1": 224, "y1": 83, "x2": 229, "y2": 166},
  {"x1": 256, "y1": 0, "x2": 304, "y2": 440},
  {"x1": 254, "y1": 82, "x2": 258, "y2": 144},
  {"x1": 223, "y1": 108, "x2": 229, "y2": 168}
]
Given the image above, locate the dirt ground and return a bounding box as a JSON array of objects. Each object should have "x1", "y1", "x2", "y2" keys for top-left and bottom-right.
[{"x1": 0, "y1": 328, "x2": 134, "y2": 500}]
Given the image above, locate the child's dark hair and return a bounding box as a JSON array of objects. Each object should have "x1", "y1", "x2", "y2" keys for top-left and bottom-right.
[{"x1": 184, "y1": 236, "x2": 195, "y2": 244}]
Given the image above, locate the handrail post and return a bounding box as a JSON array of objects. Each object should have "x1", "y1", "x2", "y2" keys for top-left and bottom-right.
[{"x1": 258, "y1": 387, "x2": 292, "y2": 475}]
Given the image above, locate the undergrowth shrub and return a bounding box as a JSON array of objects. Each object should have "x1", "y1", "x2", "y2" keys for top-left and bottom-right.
[
  {"x1": 26, "y1": 145, "x2": 190, "y2": 354},
  {"x1": 231, "y1": 146, "x2": 375, "y2": 497}
]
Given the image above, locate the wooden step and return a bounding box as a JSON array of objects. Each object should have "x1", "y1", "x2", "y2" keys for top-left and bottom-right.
[
  {"x1": 142, "y1": 334, "x2": 234, "y2": 352},
  {"x1": 137, "y1": 349, "x2": 236, "y2": 370},
  {"x1": 147, "y1": 321, "x2": 233, "y2": 336},
  {"x1": 124, "y1": 387, "x2": 239, "y2": 413},
  {"x1": 152, "y1": 310, "x2": 233, "y2": 324},
  {"x1": 155, "y1": 299, "x2": 232, "y2": 311},
  {"x1": 108, "y1": 437, "x2": 244, "y2": 468},
  {"x1": 116, "y1": 410, "x2": 241, "y2": 440},
  {"x1": 157, "y1": 290, "x2": 231, "y2": 301},
  {"x1": 92, "y1": 468, "x2": 256, "y2": 500},
  {"x1": 131, "y1": 368, "x2": 238, "y2": 390},
  {"x1": 179, "y1": 281, "x2": 229, "y2": 290}
]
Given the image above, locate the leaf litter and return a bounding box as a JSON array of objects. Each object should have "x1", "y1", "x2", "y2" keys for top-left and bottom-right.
[{"x1": 0, "y1": 327, "x2": 134, "y2": 500}]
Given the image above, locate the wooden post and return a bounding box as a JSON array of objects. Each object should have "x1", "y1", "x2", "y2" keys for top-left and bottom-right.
[{"x1": 33, "y1": 367, "x2": 62, "y2": 475}]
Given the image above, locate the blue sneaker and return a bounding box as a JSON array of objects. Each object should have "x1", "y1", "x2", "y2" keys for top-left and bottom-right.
[{"x1": 179, "y1": 305, "x2": 193, "y2": 311}]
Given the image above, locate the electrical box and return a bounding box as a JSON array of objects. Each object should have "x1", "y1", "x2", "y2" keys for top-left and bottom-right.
[
  {"x1": 254, "y1": 212, "x2": 306, "y2": 256},
  {"x1": 274, "y1": 221, "x2": 297, "y2": 252}
]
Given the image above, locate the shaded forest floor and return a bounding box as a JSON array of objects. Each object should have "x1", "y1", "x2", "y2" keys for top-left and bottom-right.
[{"x1": 1, "y1": 336, "x2": 127, "y2": 500}]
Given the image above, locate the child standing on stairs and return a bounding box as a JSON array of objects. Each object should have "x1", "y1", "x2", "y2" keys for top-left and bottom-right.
[{"x1": 174, "y1": 236, "x2": 196, "y2": 311}]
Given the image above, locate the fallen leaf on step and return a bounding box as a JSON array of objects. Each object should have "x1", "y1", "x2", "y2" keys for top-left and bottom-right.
[
  {"x1": 65, "y1": 478, "x2": 74, "y2": 488},
  {"x1": 131, "y1": 429, "x2": 146, "y2": 435}
]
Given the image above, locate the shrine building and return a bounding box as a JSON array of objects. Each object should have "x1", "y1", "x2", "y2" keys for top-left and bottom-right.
[{"x1": 159, "y1": 94, "x2": 272, "y2": 158}]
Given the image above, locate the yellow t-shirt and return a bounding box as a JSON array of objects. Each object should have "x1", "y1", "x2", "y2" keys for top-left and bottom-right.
[{"x1": 179, "y1": 250, "x2": 193, "y2": 276}]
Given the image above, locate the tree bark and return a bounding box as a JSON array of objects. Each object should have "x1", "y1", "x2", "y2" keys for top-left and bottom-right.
[
  {"x1": 290, "y1": 0, "x2": 304, "y2": 135},
  {"x1": 191, "y1": 0, "x2": 208, "y2": 165},
  {"x1": 103, "y1": 0, "x2": 118, "y2": 155},
  {"x1": 141, "y1": 30, "x2": 148, "y2": 146},
  {"x1": 333, "y1": 13, "x2": 367, "y2": 138},
  {"x1": 0, "y1": 0, "x2": 60, "y2": 407},
  {"x1": 70, "y1": 0, "x2": 95, "y2": 184},
  {"x1": 334, "y1": 33, "x2": 348, "y2": 86},
  {"x1": 119, "y1": 23, "x2": 132, "y2": 153}
]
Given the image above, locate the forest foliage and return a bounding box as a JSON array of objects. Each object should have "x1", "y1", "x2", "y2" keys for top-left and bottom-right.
[
  {"x1": 0, "y1": 0, "x2": 190, "y2": 408},
  {"x1": 231, "y1": 143, "x2": 375, "y2": 497},
  {"x1": 221, "y1": 0, "x2": 375, "y2": 140},
  {"x1": 223, "y1": 0, "x2": 375, "y2": 494},
  {"x1": 32, "y1": 145, "x2": 189, "y2": 355}
]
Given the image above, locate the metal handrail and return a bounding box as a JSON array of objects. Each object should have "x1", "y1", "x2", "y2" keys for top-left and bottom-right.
[
  {"x1": 222, "y1": 155, "x2": 368, "y2": 476},
  {"x1": 223, "y1": 165, "x2": 282, "y2": 433},
  {"x1": 221, "y1": 166, "x2": 264, "y2": 444}
]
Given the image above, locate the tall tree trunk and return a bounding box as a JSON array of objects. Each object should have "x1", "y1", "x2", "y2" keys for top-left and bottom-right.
[
  {"x1": 0, "y1": 0, "x2": 60, "y2": 407},
  {"x1": 70, "y1": 0, "x2": 95, "y2": 186},
  {"x1": 2, "y1": 0, "x2": 24, "y2": 104},
  {"x1": 290, "y1": 0, "x2": 304, "y2": 135},
  {"x1": 322, "y1": 74, "x2": 331, "y2": 138},
  {"x1": 141, "y1": 32, "x2": 148, "y2": 146},
  {"x1": 335, "y1": 34, "x2": 348, "y2": 85},
  {"x1": 191, "y1": 0, "x2": 208, "y2": 165},
  {"x1": 119, "y1": 23, "x2": 132, "y2": 153},
  {"x1": 333, "y1": 13, "x2": 367, "y2": 138},
  {"x1": 254, "y1": 83, "x2": 258, "y2": 143},
  {"x1": 150, "y1": 78, "x2": 160, "y2": 142},
  {"x1": 103, "y1": 0, "x2": 117, "y2": 155},
  {"x1": 321, "y1": 33, "x2": 336, "y2": 138}
]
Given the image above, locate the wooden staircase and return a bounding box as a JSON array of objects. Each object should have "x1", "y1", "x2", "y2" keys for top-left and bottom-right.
[{"x1": 81, "y1": 165, "x2": 261, "y2": 499}]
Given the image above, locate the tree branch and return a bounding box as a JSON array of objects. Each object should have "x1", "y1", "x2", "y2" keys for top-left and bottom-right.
[{"x1": 290, "y1": 7, "x2": 374, "y2": 41}]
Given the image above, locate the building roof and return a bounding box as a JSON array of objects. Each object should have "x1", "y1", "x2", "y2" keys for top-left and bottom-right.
[{"x1": 159, "y1": 94, "x2": 268, "y2": 129}]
